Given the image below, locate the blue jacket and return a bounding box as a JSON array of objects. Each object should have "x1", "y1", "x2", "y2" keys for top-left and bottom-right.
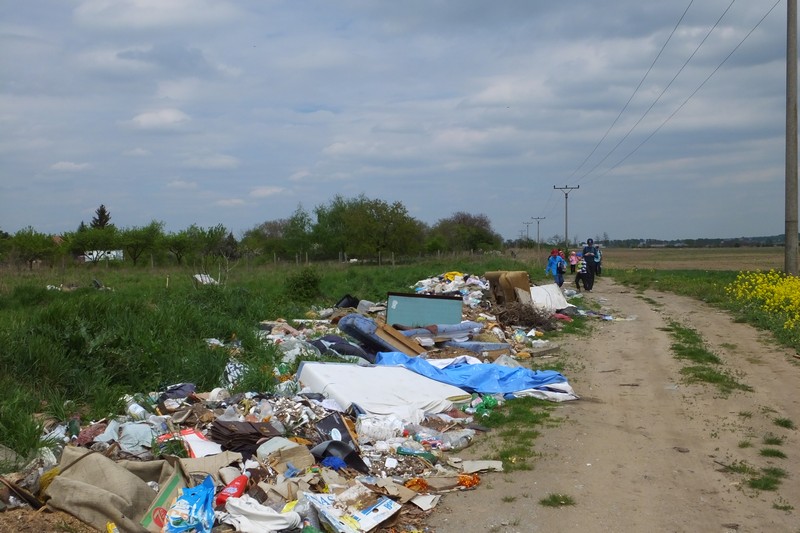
[{"x1": 545, "y1": 255, "x2": 567, "y2": 276}]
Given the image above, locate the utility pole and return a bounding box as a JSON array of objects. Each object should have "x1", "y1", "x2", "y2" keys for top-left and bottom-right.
[
  {"x1": 522, "y1": 221, "x2": 534, "y2": 246},
  {"x1": 532, "y1": 216, "x2": 545, "y2": 259},
  {"x1": 554, "y1": 185, "x2": 579, "y2": 252},
  {"x1": 786, "y1": 0, "x2": 798, "y2": 275}
]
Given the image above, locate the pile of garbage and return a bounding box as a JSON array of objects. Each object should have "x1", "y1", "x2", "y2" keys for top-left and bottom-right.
[{"x1": 1, "y1": 270, "x2": 584, "y2": 533}]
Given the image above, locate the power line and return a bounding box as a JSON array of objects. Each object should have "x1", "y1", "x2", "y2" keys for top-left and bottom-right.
[
  {"x1": 576, "y1": 0, "x2": 738, "y2": 185},
  {"x1": 586, "y1": 0, "x2": 782, "y2": 183},
  {"x1": 566, "y1": 0, "x2": 695, "y2": 182}
]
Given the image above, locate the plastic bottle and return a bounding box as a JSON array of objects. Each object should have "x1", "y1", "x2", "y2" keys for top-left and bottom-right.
[
  {"x1": 123, "y1": 395, "x2": 147, "y2": 421},
  {"x1": 253, "y1": 399, "x2": 273, "y2": 422},
  {"x1": 396, "y1": 447, "x2": 438, "y2": 464},
  {"x1": 440, "y1": 429, "x2": 476, "y2": 451},
  {"x1": 215, "y1": 471, "x2": 251, "y2": 507}
]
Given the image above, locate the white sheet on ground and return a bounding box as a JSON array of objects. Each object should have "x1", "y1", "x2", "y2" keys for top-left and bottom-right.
[
  {"x1": 530, "y1": 283, "x2": 572, "y2": 312},
  {"x1": 297, "y1": 362, "x2": 470, "y2": 424}
]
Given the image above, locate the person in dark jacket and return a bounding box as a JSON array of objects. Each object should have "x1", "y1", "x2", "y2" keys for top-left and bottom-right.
[{"x1": 581, "y1": 238, "x2": 598, "y2": 291}]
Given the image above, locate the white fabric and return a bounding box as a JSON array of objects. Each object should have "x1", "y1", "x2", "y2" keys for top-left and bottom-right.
[
  {"x1": 530, "y1": 283, "x2": 572, "y2": 312},
  {"x1": 297, "y1": 362, "x2": 469, "y2": 423},
  {"x1": 218, "y1": 494, "x2": 302, "y2": 532},
  {"x1": 511, "y1": 381, "x2": 579, "y2": 402}
]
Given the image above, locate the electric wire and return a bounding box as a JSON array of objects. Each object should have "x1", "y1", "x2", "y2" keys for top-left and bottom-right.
[
  {"x1": 576, "y1": 0, "x2": 738, "y2": 185},
  {"x1": 586, "y1": 0, "x2": 782, "y2": 184},
  {"x1": 566, "y1": 0, "x2": 695, "y2": 182}
]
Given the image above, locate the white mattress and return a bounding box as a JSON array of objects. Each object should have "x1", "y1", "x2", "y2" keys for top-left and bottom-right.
[{"x1": 296, "y1": 362, "x2": 469, "y2": 423}]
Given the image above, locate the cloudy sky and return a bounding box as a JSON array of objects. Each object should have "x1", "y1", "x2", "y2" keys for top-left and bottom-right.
[{"x1": 0, "y1": 0, "x2": 793, "y2": 242}]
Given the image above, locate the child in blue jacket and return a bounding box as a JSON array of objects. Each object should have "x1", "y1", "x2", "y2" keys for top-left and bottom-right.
[{"x1": 545, "y1": 249, "x2": 567, "y2": 287}]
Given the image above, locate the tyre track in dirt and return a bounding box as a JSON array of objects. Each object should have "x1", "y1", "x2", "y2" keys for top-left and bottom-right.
[{"x1": 428, "y1": 278, "x2": 799, "y2": 533}]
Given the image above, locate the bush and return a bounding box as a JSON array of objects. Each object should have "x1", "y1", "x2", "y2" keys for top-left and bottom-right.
[{"x1": 285, "y1": 267, "x2": 321, "y2": 302}]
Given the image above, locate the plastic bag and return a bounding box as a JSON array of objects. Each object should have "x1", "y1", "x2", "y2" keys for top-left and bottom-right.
[{"x1": 164, "y1": 474, "x2": 216, "y2": 533}]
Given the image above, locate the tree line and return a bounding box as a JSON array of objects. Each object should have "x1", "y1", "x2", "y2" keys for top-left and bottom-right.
[{"x1": 0, "y1": 195, "x2": 505, "y2": 269}]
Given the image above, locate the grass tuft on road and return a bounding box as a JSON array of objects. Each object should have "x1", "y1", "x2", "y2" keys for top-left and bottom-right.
[{"x1": 539, "y1": 493, "x2": 576, "y2": 507}]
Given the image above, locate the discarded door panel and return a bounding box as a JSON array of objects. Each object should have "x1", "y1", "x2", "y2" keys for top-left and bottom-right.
[{"x1": 386, "y1": 292, "x2": 462, "y2": 328}]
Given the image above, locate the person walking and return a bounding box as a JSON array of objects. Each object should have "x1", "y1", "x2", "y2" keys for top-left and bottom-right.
[
  {"x1": 575, "y1": 256, "x2": 589, "y2": 291},
  {"x1": 594, "y1": 245, "x2": 603, "y2": 276},
  {"x1": 568, "y1": 250, "x2": 578, "y2": 273},
  {"x1": 545, "y1": 249, "x2": 567, "y2": 287},
  {"x1": 582, "y1": 238, "x2": 598, "y2": 291}
]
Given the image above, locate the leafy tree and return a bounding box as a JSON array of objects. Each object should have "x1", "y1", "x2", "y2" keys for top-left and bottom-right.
[
  {"x1": 349, "y1": 199, "x2": 423, "y2": 262},
  {"x1": 312, "y1": 194, "x2": 423, "y2": 261},
  {"x1": 11, "y1": 226, "x2": 58, "y2": 269},
  {"x1": 241, "y1": 219, "x2": 290, "y2": 259},
  {"x1": 90, "y1": 204, "x2": 112, "y2": 229},
  {"x1": 120, "y1": 221, "x2": 164, "y2": 266},
  {"x1": 165, "y1": 228, "x2": 195, "y2": 265},
  {"x1": 284, "y1": 205, "x2": 313, "y2": 257},
  {"x1": 312, "y1": 195, "x2": 350, "y2": 259},
  {"x1": 0, "y1": 228, "x2": 11, "y2": 261},
  {"x1": 198, "y1": 224, "x2": 228, "y2": 259},
  {"x1": 425, "y1": 234, "x2": 447, "y2": 254},
  {"x1": 221, "y1": 232, "x2": 239, "y2": 260},
  {"x1": 430, "y1": 212, "x2": 502, "y2": 252},
  {"x1": 67, "y1": 226, "x2": 120, "y2": 263}
]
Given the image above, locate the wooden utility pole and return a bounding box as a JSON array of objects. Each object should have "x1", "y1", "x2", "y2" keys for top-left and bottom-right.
[
  {"x1": 532, "y1": 216, "x2": 545, "y2": 259},
  {"x1": 522, "y1": 221, "x2": 534, "y2": 245},
  {"x1": 554, "y1": 185, "x2": 579, "y2": 252},
  {"x1": 787, "y1": 0, "x2": 798, "y2": 275}
]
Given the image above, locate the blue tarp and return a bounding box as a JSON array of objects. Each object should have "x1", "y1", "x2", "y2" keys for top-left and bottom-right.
[{"x1": 374, "y1": 352, "x2": 569, "y2": 394}]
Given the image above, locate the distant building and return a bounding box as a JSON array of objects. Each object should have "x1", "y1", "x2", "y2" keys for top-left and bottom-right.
[{"x1": 82, "y1": 250, "x2": 124, "y2": 262}]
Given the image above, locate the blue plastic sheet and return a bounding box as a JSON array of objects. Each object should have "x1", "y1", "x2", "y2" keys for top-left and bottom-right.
[{"x1": 374, "y1": 352, "x2": 568, "y2": 394}]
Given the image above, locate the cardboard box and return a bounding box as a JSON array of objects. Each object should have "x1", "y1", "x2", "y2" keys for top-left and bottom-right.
[
  {"x1": 304, "y1": 484, "x2": 402, "y2": 533},
  {"x1": 140, "y1": 460, "x2": 187, "y2": 533}
]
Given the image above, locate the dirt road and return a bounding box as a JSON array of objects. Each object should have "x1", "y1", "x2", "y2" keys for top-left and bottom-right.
[{"x1": 428, "y1": 277, "x2": 800, "y2": 533}]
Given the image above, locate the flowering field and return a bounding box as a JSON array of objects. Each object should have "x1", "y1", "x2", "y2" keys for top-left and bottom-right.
[{"x1": 727, "y1": 270, "x2": 800, "y2": 344}]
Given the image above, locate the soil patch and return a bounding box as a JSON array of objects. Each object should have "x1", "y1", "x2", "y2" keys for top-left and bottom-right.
[{"x1": 427, "y1": 277, "x2": 799, "y2": 532}]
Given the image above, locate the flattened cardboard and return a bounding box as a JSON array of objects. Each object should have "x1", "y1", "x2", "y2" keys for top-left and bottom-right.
[
  {"x1": 304, "y1": 484, "x2": 402, "y2": 533},
  {"x1": 374, "y1": 323, "x2": 426, "y2": 356}
]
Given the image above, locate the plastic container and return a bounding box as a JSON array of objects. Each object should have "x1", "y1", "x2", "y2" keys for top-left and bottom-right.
[
  {"x1": 251, "y1": 399, "x2": 273, "y2": 422},
  {"x1": 256, "y1": 437, "x2": 299, "y2": 462},
  {"x1": 215, "y1": 471, "x2": 250, "y2": 507},
  {"x1": 123, "y1": 395, "x2": 147, "y2": 421},
  {"x1": 397, "y1": 447, "x2": 438, "y2": 464},
  {"x1": 440, "y1": 429, "x2": 476, "y2": 451}
]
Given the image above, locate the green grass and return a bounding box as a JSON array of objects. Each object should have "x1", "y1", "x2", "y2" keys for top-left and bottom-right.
[
  {"x1": 762, "y1": 434, "x2": 784, "y2": 446},
  {"x1": 539, "y1": 493, "x2": 575, "y2": 507},
  {"x1": 612, "y1": 268, "x2": 800, "y2": 353},
  {"x1": 772, "y1": 499, "x2": 794, "y2": 511},
  {"x1": 721, "y1": 460, "x2": 757, "y2": 476},
  {"x1": 773, "y1": 417, "x2": 796, "y2": 430},
  {"x1": 480, "y1": 396, "x2": 555, "y2": 471},
  {"x1": 660, "y1": 321, "x2": 751, "y2": 394},
  {"x1": 759, "y1": 448, "x2": 787, "y2": 459},
  {"x1": 664, "y1": 322, "x2": 722, "y2": 365},
  {"x1": 679, "y1": 366, "x2": 752, "y2": 394},
  {"x1": 0, "y1": 257, "x2": 548, "y2": 469},
  {"x1": 747, "y1": 467, "x2": 787, "y2": 491},
  {"x1": 610, "y1": 269, "x2": 736, "y2": 304},
  {"x1": 0, "y1": 258, "x2": 794, "y2": 474}
]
